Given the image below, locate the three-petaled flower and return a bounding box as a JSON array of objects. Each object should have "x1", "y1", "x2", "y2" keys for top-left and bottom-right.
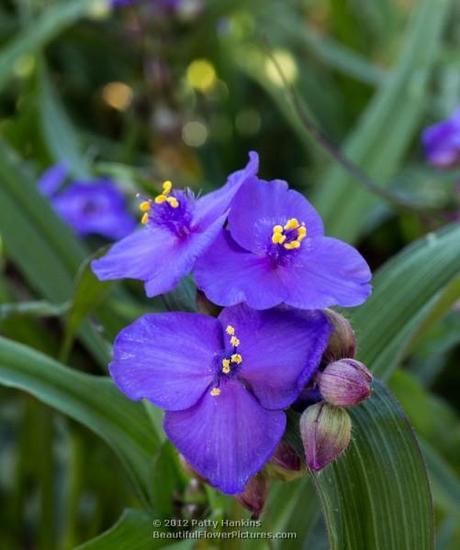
[
  {"x1": 92, "y1": 152, "x2": 258, "y2": 297},
  {"x1": 109, "y1": 304, "x2": 331, "y2": 493},
  {"x1": 194, "y1": 169, "x2": 372, "y2": 310},
  {"x1": 38, "y1": 164, "x2": 136, "y2": 240}
]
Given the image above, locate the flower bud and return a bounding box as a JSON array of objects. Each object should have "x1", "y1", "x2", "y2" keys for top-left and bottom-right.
[
  {"x1": 300, "y1": 403, "x2": 351, "y2": 471},
  {"x1": 323, "y1": 309, "x2": 356, "y2": 362},
  {"x1": 319, "y1": 359, "x2": 372, "y2": 407},
  {"x1": 266, "y1": 441, "x2": 303, "y2": 481},
  {"x1": 235, "y1": 473, "x2": 268, "y2": 519}
]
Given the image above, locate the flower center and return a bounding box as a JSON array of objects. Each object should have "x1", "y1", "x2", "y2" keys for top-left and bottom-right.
[
  {"x1": 138, "y1": 180, "x2": 179, "y2": 225},
  {"x1": 271, "y1": 218, "x2": 307, "y2": 250},
  {"x1": 137, "y1": 181, "x2": 194, "y2": 237},
  {"x1": 210, "y1": 324, "x2": 243, "y2": 397}
]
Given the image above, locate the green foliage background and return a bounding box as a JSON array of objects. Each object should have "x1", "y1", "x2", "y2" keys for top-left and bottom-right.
[{"x1": 0, "y1": 0, "x2": 459, "y2": 548}]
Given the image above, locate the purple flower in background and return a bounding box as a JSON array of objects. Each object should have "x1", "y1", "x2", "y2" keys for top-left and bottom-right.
[
  {"x1": 194, "y1": 166, "x2": 372, "y2": 310},
  {"x1": 109, "y1": 304, "x2": 330, "y2": 493},
  {"x1": 422, "y1": 107, "x2": 460, "y2": 168},
  {"x1": 92, "y1": 152, "x2": 258, "y2": 297},
  {"x1": 38, "y1": 165, "x2": 136, "y2": 240},
  {"x1": 112, "y1": 0, "x2": 184, "y2": 11}
]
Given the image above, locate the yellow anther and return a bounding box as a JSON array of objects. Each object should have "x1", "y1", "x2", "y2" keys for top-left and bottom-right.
[
  {"x1": 210, "y1": 387, "x2": 221, "y2": 397},
  {"x1": 272, "y1": 224, "x2": 287, "y2": 244},
  {"x1": 297, "y1": 225, "x2": 307, "y2": 238},
  {"x1": 222, "y1": 358, "x2": 230, "y2": 369},
  {"x1": 222, "y1": 365, "x2": 231, "y2": 374},
  {"x1": 166, "y1": 196, "x2": 179, "y2": 208},
  {"x1": 284, "y1": 240, "x2": 301, "y2": 250},
  {"x1": 141, "y1": 213, "x2": 149, "y2": 225},
  {"x1": 154, "y1": 195, "x2": 167, "y2": 204},
  {"x1": 284, "y1": 218, "x2": 299, "y2": 230},
  {"x1": 162, "y1": 180, "x2": 173, "y2": 194},
  {"x1": 139, "y1": 201, "x2": 151, "y2": 212},
  {"x1": 231, "y1": 353, "x2": 242, "y2": 364},
  {"x1": 230, "y1": 336, "x2": 240, "y2": 347},
  {"x1": 226, "y1": 325, "x2": 235, "y2": 335}
]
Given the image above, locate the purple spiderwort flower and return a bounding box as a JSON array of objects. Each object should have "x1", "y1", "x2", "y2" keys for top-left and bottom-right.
[
  {"x1": 109, "y1": 304, "x2": 331, "y2": 493},
  {"x1": 194, "y1": 164, "x2": 372, "y2": 310},
  {"x1": 91, "y1": 153, "x2": 258, "y2": 298},
  {"x1": 38, "y1": 165, "x2": 136, "y2": 240},
  {"x1": 422, "y1": 107, "x2": 460, "y2": 168}
]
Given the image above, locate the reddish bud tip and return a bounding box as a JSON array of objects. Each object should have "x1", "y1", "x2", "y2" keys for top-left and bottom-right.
[
  {"x1": 319, "y1": 358, "x2": 373, "y2": 407},
  {"x1": 235, "y1": 472, "x2": 268, "y2": 519}
]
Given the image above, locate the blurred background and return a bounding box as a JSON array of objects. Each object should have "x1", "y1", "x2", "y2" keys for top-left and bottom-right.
[{"x1": 0, "y1": 0, "x2": 460, "y2": 548}]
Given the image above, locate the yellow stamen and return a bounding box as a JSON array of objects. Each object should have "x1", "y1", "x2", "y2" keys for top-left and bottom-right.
[
  {"x1": 297, "y1": 225, "x2": 307, "y2": 239},
  {"x1": 272, "y1": 232, "x2": 286, "y2": 244},
  {"x1": 284, "y1": 240, "x2": 301, "y2": 250},
  {"x1": 154, "y1": 180, "x2": 179, "y2": 208},
  {"x1": 284, "y1": 218, "x2": 299, "y2": 230},
  {"x1": 141, "y1": 213, "x2": 149, "y2": 224},
  {"x1": 222, "y1": 358, "x2": 230, "y2": 368},
  {"x1": 226, "y1": 325, "x2": 235, "y2": 335},
  {"x1": 166, "y1": 196, "x2": 179, "y2": 208},
  {"x1": 210, "y1": 387, "x2": 221, "y2": 397},
  {"x1": 231, "y1": 353, "x2": 242, "y2": 364},
  {"x1": 230, "y1": 336, "x2": 240, "y2": 347},
  {"x1": 162, "y1": 180, "x2": 172, "y2": 194},
  {"x1": 222, "y1": 365, "x2": 231, "y2": 374},
  {"x1": 273, "y1": 225, "x2": 283, "y2": 233},
  {"x1": 139, "y1": 201, "x2": 151, "y2": 212}
]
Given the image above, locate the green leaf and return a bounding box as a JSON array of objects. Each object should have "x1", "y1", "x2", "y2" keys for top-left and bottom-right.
[
  {"x1": 0, "y1": 336, "x2": 159, "y2": 505},
  {"x1": 0, "y1": 300, "x2": 68, "y2": 320},
  {"x1": 0, "y1": 0, "x2": 93, "y2": 92},
  {"x1": 0, "y1": 139, "x2": 107, "y2": 364},
  {"x1": 311, "y1": 380, "x2": 433, "y2": 550},
  {"x1": 350, "y1": 224, "x2": 460, "y2": 379},
  {"x1": 276, "y1": 15, "x2": 386, "y2": 86},
  {"x1": 313, "y1": 0, "x2": 452, "y2": 242},
  {"x1": 419, "y1": 439, "x2": 460, "y2": 516},
  {"x1": 388, "y1": 370, "x2": 460, "y2": 516},
  {"x1": 76, "y1": 508, "x2": 198, "y2": 549},
  {"x1": 38, "y1": 62, "x2": 91, "y2": 179},
  {"x1": 76, "y1": 509, "x2": 156, "y2": 550},
  {"x1": 60, "y1": 252, "x2": 113, "y2": 363},
  {"x1": 150, "y1": 442, "x2": 184, "y2": 519},
  {"x1": 161, "y1": 277, "x2": 198, "y2": 313}
]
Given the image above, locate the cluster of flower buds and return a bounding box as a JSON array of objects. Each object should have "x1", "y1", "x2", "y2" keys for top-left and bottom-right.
[{"x1": 299, "y1": 311, "x2": 373, "y2": 472}]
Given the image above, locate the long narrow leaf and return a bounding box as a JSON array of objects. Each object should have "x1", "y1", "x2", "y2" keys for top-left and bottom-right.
[
  {"x1": 350, "y1": 224, "x2": 460, "y2": 379},
  {"x1": 312, "y1": 380, "x2": 433, "y2": 550},
  {"x1": 0, "y1": 337, "x2": 159, "y2": 505},
  {"x1": 313, "y1": 0, "x2": 452, "y2": 242},
  {"x1": 0, "y1": 1, "x2": 92, "y2": 91}
]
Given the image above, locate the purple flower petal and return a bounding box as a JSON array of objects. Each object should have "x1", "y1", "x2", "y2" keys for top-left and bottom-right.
[
  {"x1": 194, "y1": 230, "x2": 286, "y2": 309},
  {"x1": 218, "y1": 305, "x2": 331, "y2": 409},
  {"x1": 110, "y1": 313, "x2": 221, "y2": 410},
  {"x1": 38, "y1": 164, "x2": 67, "y2": 197},
  {"x1": 228, "y1": 177, "x2": 324, "y2": 254},
  {"x1": 282, "y1": 236, "x2": 372, "y2": 309},
  {"x1": 164, "y1": 378, "x2": 286, "y2": 493},
  {"x1": 193, "y1": 151, "x2": 259, "y2": 229},
  {"x1": 92, "y1": 211, "x2": 226, "y2": 296}
]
